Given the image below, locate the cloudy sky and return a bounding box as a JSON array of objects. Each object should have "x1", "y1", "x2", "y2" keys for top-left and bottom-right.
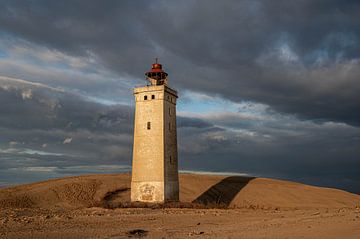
[{"x1": 0, "y1": 0, "x2": 359, "y2": 193}]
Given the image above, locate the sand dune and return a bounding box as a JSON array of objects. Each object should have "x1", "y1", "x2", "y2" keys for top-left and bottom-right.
[
  {"x1": 1, "y1": 173, "x2": 359, "y2": 210},
  {"x1": 1, "y1": 173, "x2": 360, "y2": 239}
]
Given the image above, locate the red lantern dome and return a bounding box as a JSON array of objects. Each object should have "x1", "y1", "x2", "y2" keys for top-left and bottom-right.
[{"x1": 145, "y1": 59, "x2": 168, "y2": 85}]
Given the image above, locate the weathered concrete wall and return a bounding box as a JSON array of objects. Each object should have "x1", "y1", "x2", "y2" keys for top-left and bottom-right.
[
  {"x1": 163, "y1": 89, "x2": 179, "y2": 201},
  {"x1": 131, "y1": 85, "x2": 179, "y2": 203}
]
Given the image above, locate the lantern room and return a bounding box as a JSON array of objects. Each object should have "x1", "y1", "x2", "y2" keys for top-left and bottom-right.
[{"x1": 145, "y1": 59, "x2": 168, "y2": 86}]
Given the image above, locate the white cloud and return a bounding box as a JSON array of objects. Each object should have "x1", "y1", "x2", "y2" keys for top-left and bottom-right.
[
  {"x1": 63, "y1": 137, "x2": 73, "y2": 144},
  {"x1": 7, "y1": 165, "x2": 131, "y2": 173},
  {"x1": 21, "y1": 88, "x2": 32, "y2": 100},
  {"x1": 0, "y1": 75, "x2": 64, "y2": 92},
  {"x1": 23, "y1": 167, "x2": 58, "y2": 172},
  {"x1": 277, "y1": 43, "x2": 299, "y2": 62},
  {"x1": 64, "y1": 165, "x2": 131, "y2": 171},
  {"x1": 21, "y1": 149, "x2": 63, "y2": 156},
  {"x1": 8, "y1": 141, "x2": 19, "y2": 147},
  {"x1": 180, "y1": 170, "x2": 250, "y2": 177},
  {"x1": 0, "y1": 147, "x2": 64, "y2": 156}
]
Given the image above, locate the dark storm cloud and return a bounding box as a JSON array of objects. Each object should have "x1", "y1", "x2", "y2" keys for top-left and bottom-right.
[
  {"x1": 1, "y1": 77, "x2": 359, "y2": 192},
  {"x1": 0, "y1": 77, "x2": 134, "y2": 172},
  {"x1": 178, "y1": 114, "x2": 360, "y2": 193},
  {"x1": 1, "y1": 0, "x2": 360, "y2": 124},
  {"x1": 1, "y1": 1, "x2": 360, "y2": 193},
  {"x1": 0, "y1": 76, "x2": 133, "y2": 132}
]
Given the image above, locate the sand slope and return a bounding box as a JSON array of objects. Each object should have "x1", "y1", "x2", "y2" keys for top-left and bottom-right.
[
  {"x1": 1, "y1": 174, "x2": 360, "y2": 239},
  {"x1": 1, "y1": 173, "x2": 359, "y2": 210}
]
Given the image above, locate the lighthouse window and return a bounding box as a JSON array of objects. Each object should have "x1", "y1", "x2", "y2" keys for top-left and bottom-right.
[
  {"x1": 147, "y1": 122, "x2": 151, "y2": 130},
  {"x1": 144, "y1": 95, "x2": 148, "y2": 100},
  {"x1": 151, "y1": 95, "x2": 155, "y2": 99}
]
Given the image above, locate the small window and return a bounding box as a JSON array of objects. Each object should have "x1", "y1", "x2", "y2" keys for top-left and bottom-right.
[
  {"x1": 169, "y1": 122, "x2": 171, "y2": 131},
  {"x1": 151, "y1": 95, "x2": 155, "y2": 99},
  {"x1": 147, "y1": 122, "x2": 151, "y2": 130},
  {"x1": 169, "y1": 108, "x2": 171, "y2": 115},
  {"x1": 170, "y1": 156, "x2": 173, "y2": 164},
  {"x1": 144, "y1": 95, "x2": 148, "y2": 100}
]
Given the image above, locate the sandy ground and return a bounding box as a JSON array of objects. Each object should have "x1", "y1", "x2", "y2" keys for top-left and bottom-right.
[{"x1": 1, "y1": 173, "x2": 359, "y2": 238}]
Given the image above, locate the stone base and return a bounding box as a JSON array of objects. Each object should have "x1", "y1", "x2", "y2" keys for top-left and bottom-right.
[
  {"x1": 131, "y1": 181, "x2": 165, "y2": 203},
  {"x1": 130, "y1": 180, "x2": 179, "y2": 203}
]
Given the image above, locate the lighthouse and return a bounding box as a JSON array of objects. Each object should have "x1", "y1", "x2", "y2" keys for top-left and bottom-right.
[{"x1": 131, "y1": 60, "x2": 179, "y2": 203}]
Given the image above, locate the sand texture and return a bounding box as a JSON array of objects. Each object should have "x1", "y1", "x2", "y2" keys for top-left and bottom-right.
[{"x1": 1, "y1": 173, "x2": 359, "y2": 238}]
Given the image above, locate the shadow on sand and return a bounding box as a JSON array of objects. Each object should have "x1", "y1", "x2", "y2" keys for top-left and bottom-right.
[{"x1": 192, "y1": 176, "x2": 255, "y2": 207}]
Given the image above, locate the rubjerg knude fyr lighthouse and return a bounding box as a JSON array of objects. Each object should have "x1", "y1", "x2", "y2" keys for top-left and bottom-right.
[{"x1": 131, "y1": 60, "x2": 179, "y2": 203}]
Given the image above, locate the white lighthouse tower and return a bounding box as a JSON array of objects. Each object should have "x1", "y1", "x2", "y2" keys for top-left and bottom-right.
[{"x1": 131, "y1": 60, "x2": 179, "y2": 203}]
